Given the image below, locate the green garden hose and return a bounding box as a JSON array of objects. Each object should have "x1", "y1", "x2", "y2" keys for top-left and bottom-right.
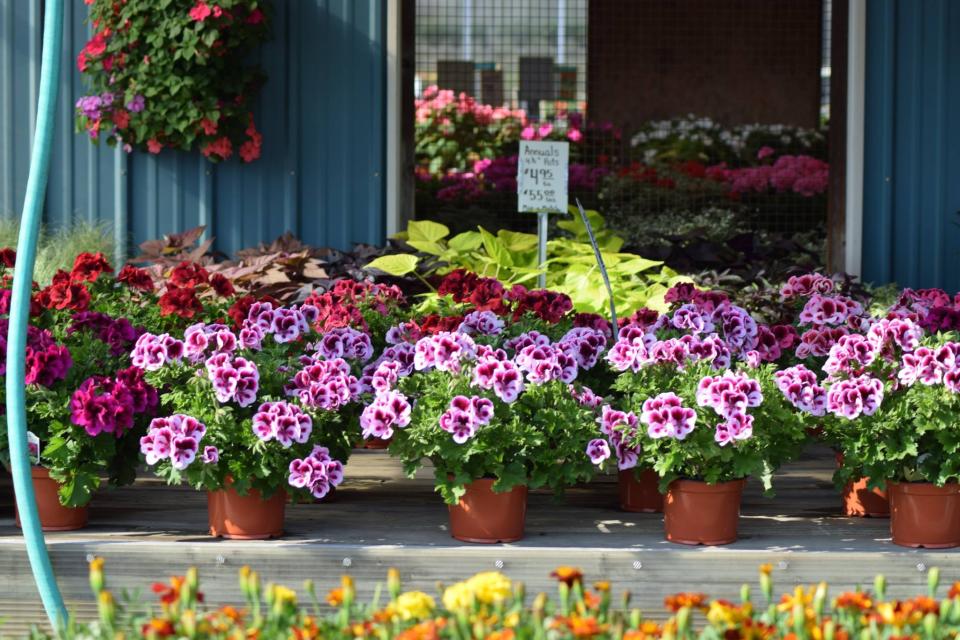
[{"x1": 5, "y1": 0, "x2": 68, "y2": 627}]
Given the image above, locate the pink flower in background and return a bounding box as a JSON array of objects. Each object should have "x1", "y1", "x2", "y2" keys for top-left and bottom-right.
[
  {"x1": 201, "y1": 446, "x2": 219, "y2": 464},
  {"x1": 715, "y1": 413, "x2": 754, "y2": 446},
  {"x1": 586, "y1": 438, "x2": 611, "y2": 465},
  {"x1": 251, "y1": 401, "x2": 313, "y2": 448},
  {"x1": 141, "y1": 414, "x2": 206, "y2": 469},
  {"x1": 360, "y1": 391, "x2": 412, "y2": 440},
  {"x1": 757, "y1": 146, "x2": 775, "y2": 160},
  {"x1": 287, "y1": 446, "x2": 344, "y2": 499},
  {"x1": 826, "y1": 375, "x2": 884, "y2": 419},
  {"x1": 289, "y1": 357, "x2": 359, "y2": 411},
  {"x1": 696, "y1": 371, "x2": 762, "y2": 419},
  {"x1": 188, "y1": 1, "x2": 213, "y2": 22},
  {"x1": 775, "y1": 365, "x2": 827, "y2": 416},
  {"x1": 520, "y1": 126, "x2": 536, "y2": 140},
  {"x1": 780, "y1": 273, "x2": 834, "y2": 299},
  {"x1": 438, "y1": 395, "x2": 494, "y2": 444},
  {"x1": 641, "y1": 392, "x2": 697, "y2": 440}
]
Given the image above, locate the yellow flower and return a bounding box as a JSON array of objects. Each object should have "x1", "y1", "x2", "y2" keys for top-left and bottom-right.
[
  {"x1": 442, "y1": 580, "x2": 475, "y2": 612},
  {"x1": 390, "y1": 591, "x2": 436, "y2": 620},
  {"x1": 467, "y1": 572, "x2": 512, "y2": 605},
  {"x1": 707, "y1": 599, "x2": 753, "y2": 627}
]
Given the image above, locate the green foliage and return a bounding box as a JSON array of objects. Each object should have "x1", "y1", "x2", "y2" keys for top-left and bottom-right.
[
  {"x1": 368, "y1": 211, "x2": 690, "y2": 315},
  {"x1": 77, "y1": 0, "x2": 270, "y2": 160},
  {"x1": 391, "y1": 370, "x2": 599, "y2": 504},
  {"x1": 614, "y1": 363, "x2": 808, "y2": 493},
  {"x1": 0, "y1": 219, "x2": 113, "y2": 285}
]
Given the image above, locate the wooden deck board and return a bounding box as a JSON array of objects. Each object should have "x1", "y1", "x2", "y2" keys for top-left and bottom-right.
[{"x1": 0, "y1": 446, "x2": 955, "y2": 635}]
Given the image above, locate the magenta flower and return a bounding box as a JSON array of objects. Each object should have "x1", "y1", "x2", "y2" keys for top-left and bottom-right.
[
  {"x1": 438, "y1": 395, "x2": 494, "y2": 444},
  {"x1": 672, "y1": 304, "x2": 715, "y2": 334},
  {"x1": 696, "y1": 371, "x2": 762, "y2": 419},
  {"x1": 289, "y1": 357, "x2": 359, "y2": 411},
  {"x1": 316, "y1": 327, "x2": 374, "y2": 362},
  {"x1": 458, "y1": 310, "x2": 505, "y2": 336},
  {"x1": 141, "y1": 414, "x2": 206, "y2": 469},
  {"x1": 360, "y1": 390, "x2": 412, "y2": 440},
  {"x1": 826, "y1": 375, "x2": 884, "y2": 419},
  {"x1": 775, "y1": 365, "x2": 827, "y2": 416},
  {"x1": 641, "y1": 392, "x2": 697, "y2": 440},
  {"x1": 598, "y1": 404, "x2": 638, "y2": 438},
  {"x1": 201, "y1": 446, "x2": 219, "y2": 464},
  {"x1": 132, "y1": 332, "x2": 183, "y2": 371},
  {"x1": 569, "y1": 384, "x2": 603, "y2": 408},
  {"x1": 205, "y1": 354, "x2": 260, "y2": 407},
  {"x1": 898, "y1": 347, "x2": 943, "y2": 386},
  {"x1": 866, "y1": 317, "x2": 922, "y2": 354},
  {"x1": 714, "y1": 413, "x2": 754, "y2": 446},
  {"x1": 287, "y1": 445, "x2": 345, "y2": 499},
  {"x1": 586, "y1": 438, "x2": 611, "y2": 465},
  {"x1": 251, "y1": 401, "x2": 313, "y2": 448},
  {"x1": 557, "y1": 327, "x2": 607, "y2": 370}
]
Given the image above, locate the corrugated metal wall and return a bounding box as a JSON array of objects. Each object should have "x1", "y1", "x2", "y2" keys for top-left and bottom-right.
[
  {"x1": 0, "y1": 0, "x2": 386, "y2": 259},
  {"x1": 862, "y1": 0, "x2": 960, "y2": 291}
]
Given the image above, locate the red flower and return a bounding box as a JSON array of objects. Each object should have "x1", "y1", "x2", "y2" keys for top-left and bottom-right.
[
  {"x1": 246, "y1": 8, "x2": 264, "y2": 24},
  {"x1": 70, "y1": 252, "x2": 112, "y2": 282},
  {"x1": 112, "y1": 108, "x2": 130, "y2": 130},
  {"x1": 418, "y1": 314, "x2": 464, "y2": 334},
  {"x1": 168, "y1": 262, "x2": 209, "y2": 288},
  {"x1": 158, "y1": 286, "x2": 203, "y2": 319},
  {"x1": 202, "y1": 137, "x2": 232, "y2": 160},
  {"x1": 0, "y1": 248, "x2": 15, "y2": 268},
  {"x1": 437, "y1": 269, "x2": 479, "y2": 303},
  {"x1": 209, "y1": 273, "x2": 235, "y2": 297},
  {"x1": 37, "y1": 271, "x2": 90, "y2": 311},
  {"x1": 76, "y1": 51, "x2": 88, "y2": 72},
  {"x1": 83, "y1": 32, "x2": 108, "y2": 58},
  {"x1": 188, "y1": 1, "x2": 212, "y2": 22},
  {"x1": 239, "y1": 139, "x2": 261, "y2": 163},
  {"x1": 199, "y1": 118, "x2": 218, "y2": 135},
  {"x1": 468, "y1": 278, "x2": 507, "y2": 314},
  {"x1": 147, "y1": 139, "x2": 162, "y2": 154},
  {"x1": 117, "y1": 265, "x2": 154, "y2": 292}
]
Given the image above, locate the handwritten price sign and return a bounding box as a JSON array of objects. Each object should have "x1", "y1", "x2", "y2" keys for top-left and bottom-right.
[{"x1": 517, "y1": 140, "x2": 569, "y2": 213}]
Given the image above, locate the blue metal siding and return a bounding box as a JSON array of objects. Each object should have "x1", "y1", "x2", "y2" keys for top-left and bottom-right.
[
  {"x1": 0, "y1": 0, "x2": 386, "y2": 258},
  {"x1": 863, "y1": 0, "x2": 960, "y2": 291}
]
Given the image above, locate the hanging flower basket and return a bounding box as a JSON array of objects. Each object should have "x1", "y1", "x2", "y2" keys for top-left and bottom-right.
[{"x1": 75, "y1": 1, "x2": 270, "y2": 162}]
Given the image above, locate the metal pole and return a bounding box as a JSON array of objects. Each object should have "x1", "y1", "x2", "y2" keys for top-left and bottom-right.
[
  {"x1": 537, "y1": 211, "x2": 549, "y2": 289},
  {"x1": 6, "y1": 0, "x2": 68, "y2": 628}
]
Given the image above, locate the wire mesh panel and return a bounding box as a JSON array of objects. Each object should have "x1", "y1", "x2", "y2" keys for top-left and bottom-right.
[{"x1": 412, "y1": 0, "x2": 832, "y2": 277}]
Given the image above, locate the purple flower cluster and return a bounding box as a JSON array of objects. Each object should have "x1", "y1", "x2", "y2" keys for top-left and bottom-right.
[
  {"x1": 823, "y1": 334, "x2": 876, "y2": 375},
  {"x1": 69, "y1": 366, "x2": 158, "y2": 437},
  {"x1": 140, "y1": 414, "x2": 207, "y2": 470},
  {"x1": 641, "y1": 392, "x2": 697, "y2": 440},
  {"x1": 825, "y1": 375, "x2": 884, "y2": 419},
  {"x1": 439, "y1": 395, "x2": 494, "y2": 444},
  {"x1": 569, "y1": 384, "x2": 603, "y2": 408},
  {"x1": 696, "y1": 371, "x2": 762, "y2": 446},
  {"x1": 243, "y1": 301, "x2": 319, "y2": 345},
  {"x1": 205, "y1": 353, "x2": 260, "y2": 407},
  {"x1": 780, "y1": 273, "x2": 834, "y2": 300},
  {"x1": 184, "y1": 323, "x2": 238, "y2": 361},
  {"x1": 20, "y1": 326, "x2": 73, "y2": 386},
  {"x1": 288, "y1": 357, "x2": 359, "y2": 411},
  {"x1": 458, "y1": 310, "x2": 505, "y2": 336},
  {"x1": 472, "y1": 348, "x2": 525, "y2": 403},
  {"x1": 360, "y1": 390, "x2": 412, "y2": 440},
  {"x1": 360, "y1": 343, "x2": 416, "y2": 393},
  {"x1": 898, "y1": 343, "x2": 960, "y2": 388},
  {"x1": 774, "y1": 365, "x2": 827, "y2": 416},
  {"x1": 556, "y1": 327, "x2": 607, "y2": 370},
  {"x1": 798, "y1": 294, "x2": 863, "y2": 327},
  {"x1": 866, "y1": 317, "x2": 923, "y2": 355},
  {"x1": 252, "y1": 401, "x2": 313, "y2": 448},
  {"x1": 414, "y1": 331, "x2": 476, "y2": 373},
  {"x1": 288, "y1": 446, "x2": 344, "y2": 499},
  {"x1": 131, "y1": 332, "x2": 185, "y2": 371},
  {"x1": 316, "y1": 327, "x2": 374, "y2": 362},
  {"x1": 593, "y1": 405, "x2": 640, "y2": 470},
  {"x1": 515, "y1": 343, "x2": 577, "y2": 384},
  {"x1": 69, "y1": 311, "x2": 141, "y2": 356}
]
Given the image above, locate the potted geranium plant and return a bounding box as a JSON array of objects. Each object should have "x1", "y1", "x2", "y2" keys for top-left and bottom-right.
[
  {"x1": 134, "y1": 301, "x2": 362, "y2": 539},
  {"x1": 795, "y1": 316, "x2": 960, "y2": 548},
  {"x1": 601, "y1": 294, "x2": 809, "y2": 545},
  {"x1": 0, "y1": 251, "x2": 159, "y2": 530},
  {"x1": 380, "y1": 303, "x2": 606, "y2": 543}
]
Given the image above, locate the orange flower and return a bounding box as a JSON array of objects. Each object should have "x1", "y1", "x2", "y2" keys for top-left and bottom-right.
[
  {"x1": 565, "y1": 614, "x2": 608, "y2": 638},
  {"x1": 834, "y1": 591, "x2": 873, "y2": 611},
  {"x1": 759, "y1": 563, "x2": 774, "y2": 576},
  {"x1": 551, "y1": 566, "x2": 584, "y2": 586},
  {"x1": 141, "y1": 618, "x2": 175, "y2": 638},
  {"x1": 664, "y1": 592, "x2": 709, "y2": 612},
  {"x1": 395, "y1": 619, "x2": 446, "y2": 640},
  {"x1": 152, "y1": 576, "x2": 185, "y2": 607},
  {"x1": 485, "y1": 630, "x2": 516, "y2": 640},
  {"x1": 593, "y1": 581, "x2": 611, "y2": 592},
  {"x1": 326, "y1": 587, "x2": 344, "y2": 607},
  {"x1": 623, "y1": 621, "x2": 662, "y2": 640},
  {"x1": 949, "y1": 581, "x2": 960, "y2": 599},
  {"x1": 292, "y1": 616, "x2": 320, "y2": 640}
]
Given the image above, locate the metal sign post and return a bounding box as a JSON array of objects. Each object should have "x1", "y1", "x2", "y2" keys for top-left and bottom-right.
[{"x1": 517, "y1": 140, "x2": 569, "y2": 288}]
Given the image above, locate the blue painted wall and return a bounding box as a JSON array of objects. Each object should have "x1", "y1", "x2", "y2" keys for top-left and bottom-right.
[
  {"x1": 0, "y1": 0, "x2": 387, "y2": 258},
  {"x1": 862, "y1": 0, "x2": 960, "y2": 291}
]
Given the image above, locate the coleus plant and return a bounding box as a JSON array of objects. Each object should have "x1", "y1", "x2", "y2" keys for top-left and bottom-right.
[
  {"x1": 133, "y1": 301, "x2": 369, "y2": 499},
  {"x1": 0, "y1": 251, "x2": 160, "y2": 506},
  {"x1": 365, "y1": 305, "x2": 608, "y2": 503}
]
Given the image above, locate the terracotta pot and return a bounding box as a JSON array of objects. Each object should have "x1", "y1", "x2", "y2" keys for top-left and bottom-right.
[
  {"x1": 835, "y1": 453, "x2": 889, "y2": 517},
  {"x1": 208, "y1": 484, "x2": 286, "y2": 539},
  {"x1": 359, "y1": 436, "x2": 391, "y2": 450},
  {"x1": 888, "y1": 481, "x2": 960, "y2": 549},
  {"x1": 448, "y1": 479, "x2": 527, "y2": 543},
  {"x1": 618, "y1": 468, "x2": 663, "y2": 513},
  {"x1": 15, "y1": 467, "x2": 88, "y2": 532},
  {"x1": 664, "y1": 478, "x2": 745, "y2": 545}
]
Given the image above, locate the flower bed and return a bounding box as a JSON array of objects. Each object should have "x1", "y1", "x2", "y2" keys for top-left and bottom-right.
[
  {"x1": 4, "y1": 239, "x2": 960, "y2": 545},
  {"x1": 48, "y1": 558, "x2": 960, "y2": 639}
]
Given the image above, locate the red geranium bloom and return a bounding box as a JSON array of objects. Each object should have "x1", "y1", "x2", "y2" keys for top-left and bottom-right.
[
  {"x1": 112, "y1": 108, "x2": 130, "y2": 130},
  {"x1": 168, "y1": 262, "x2": 209, "y2": 288},
  {"x1": 209, "y1": 273, "x2": 235, "y2": 297},
  {"x1": 158, "y1": 286, "x2": 203, "y2": 319},
  {"x1": 0, "y1": 248, "x2": 15, "y2": 268},
  {"x1": 437, "y1": 269, "x2": 480, "y2": 303},
  {"x1": 116, "y1": 265, "x2": 154, "y2": 292},
  {"x1": 467, "y1": 278, "x2": 506, "y2": 314},
  {"x1": 83, "y1": 31, "x2": 107, "y2": 58},
  {"x1": 199, "y1": 118, "x2": 218, "y2": 135},
  {"x1": 147, "y1": 139, "x2": 163, "y2": 154},
  {"x1": 188, "y1": 1, "x2": 212, "y2": 22},
  {"x1": 70, "y1": 252, "x2": 112, "y2": 282},
  {"x1": 76, "y1": 51, "x2": 88, "y2": 72},
  {"x1": 418, "y1": 314, "x2": 464, "y2": 334},
  {"x1": 227, "y1": 295, "x2": 257, "y2": 328},
  {"x1": 37, "y1": 271, "x2": 91, "y2": 311}
]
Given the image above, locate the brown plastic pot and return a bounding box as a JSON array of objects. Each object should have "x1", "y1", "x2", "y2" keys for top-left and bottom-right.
[
  {"x1": 835, "y1": 453, "x2": 889, "y2": 517},
  {"x1": 888, "y1": 481, "x2": 960, "y2": 548},
  {"x1": 448, "y1": 479, "x2": 527, "y2": 543},
  {"x1": 208, "y1": 484, "x2": 286, "y2": 539},
  {"x1": 359, "y1": 436, "x2": 391, "y2": 450},
  {"x1": 618, "y1": 468, "x2": 663, "y2": 513},
  {"x1": 15, "y1": 467, "x2": 88, "y2": 531},
  {"x1": 664, "y1": 478, "x2": 745, "y2": 545}
]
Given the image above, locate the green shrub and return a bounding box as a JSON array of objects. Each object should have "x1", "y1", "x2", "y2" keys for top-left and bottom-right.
[{"x1": 0, "y1": 219, "x2": 114, "y2": 285}]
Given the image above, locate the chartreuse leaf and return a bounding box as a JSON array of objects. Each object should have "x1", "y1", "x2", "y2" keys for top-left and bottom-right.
[
  {"x1": 364, "y1": 254, "x2": 420, "y2": 276},
  {"x1": 406, "y1": 240, "x2": 446, "y2": 256},
  {"x1": 447, "y1": 231, "x2": 482, "y2": 252},
  {"x1": 408, "y1": 219, "x2": 450, "y2": 243}
]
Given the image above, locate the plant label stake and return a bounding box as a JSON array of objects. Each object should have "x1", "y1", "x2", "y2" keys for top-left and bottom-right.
[
  {"x1": 517, "y1": 140, "x2": 569, "y2": 288},
  {"x1": 575, "y1": 199, "x2": 617, "y2": 330}
]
